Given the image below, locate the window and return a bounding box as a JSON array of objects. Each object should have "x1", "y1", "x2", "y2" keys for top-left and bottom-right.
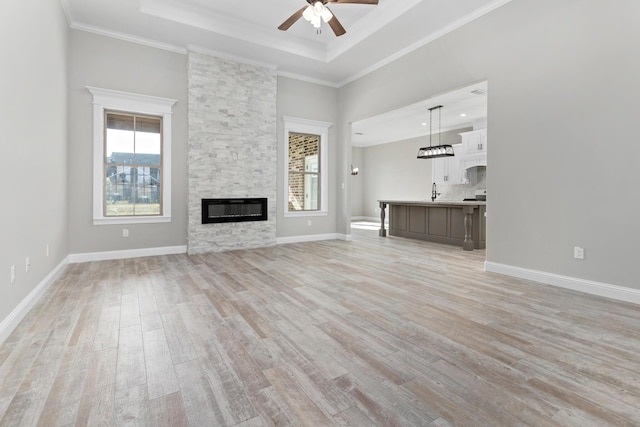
[
  {"x1": 88, "y1": 87, "x2": 176, "y2": 225},
  {"x1": 105, "y1": 112, "x2": 162, "y2": 217},
  {"x1": 283, "y1": 116, "x2": 331, "y2": 216},
  {"x1": 288, "y1": 133, "x2": 319, "y2": 211}
]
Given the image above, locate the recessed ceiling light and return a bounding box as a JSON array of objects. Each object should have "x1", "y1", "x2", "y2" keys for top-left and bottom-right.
[
  {"x1": 421, "y1": 122, "x2": 427, "y2": 126},
  {"x1": 460, "y1": 113, "x2": 467, "y2": 117}
]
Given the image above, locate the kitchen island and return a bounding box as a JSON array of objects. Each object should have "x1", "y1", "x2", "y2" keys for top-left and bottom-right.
[{"x1": 378, "y1": 200, "x2": 486, "y2": 250}]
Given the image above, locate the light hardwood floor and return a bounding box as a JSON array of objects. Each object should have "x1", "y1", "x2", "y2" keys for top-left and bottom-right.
[{"x1": 2, "y1": 226, "x2": 640, "y2": 426}]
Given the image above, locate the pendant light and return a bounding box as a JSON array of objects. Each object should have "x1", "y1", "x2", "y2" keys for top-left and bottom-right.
[{"x1": 417, "y1": 105, "x2": 455, "y2": 159}]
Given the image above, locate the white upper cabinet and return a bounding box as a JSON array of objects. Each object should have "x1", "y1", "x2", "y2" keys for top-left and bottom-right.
[
  {"x1": 459, "y1": 129, "x2": 487, "y2": 171},
  {"x1": 460, "y1": 129, "x2": 487, "y2": 156},
  {"x1": 433, "y1": 144, "x2": 465, "y2": 184},
  {"x1": 432, "y1": 130, "x2": 487, "y2": 184}
]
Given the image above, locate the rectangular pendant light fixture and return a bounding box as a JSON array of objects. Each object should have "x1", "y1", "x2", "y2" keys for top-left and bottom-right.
[
  {"x1": 417, "y1": 105, "x2": 455, "y2": 159},
  {"x1": 417, "y1": 145, "x2": 455, "y2": 159}
]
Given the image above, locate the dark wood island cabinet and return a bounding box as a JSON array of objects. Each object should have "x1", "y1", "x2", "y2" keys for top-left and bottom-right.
[{"x1": 378, "y1": 200, "x2": 486, "y2": 250}]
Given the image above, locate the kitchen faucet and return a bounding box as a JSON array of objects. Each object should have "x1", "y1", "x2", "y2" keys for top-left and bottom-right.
[{"x1": 431, "y1": 182, "x2": 437, "y2": 201}]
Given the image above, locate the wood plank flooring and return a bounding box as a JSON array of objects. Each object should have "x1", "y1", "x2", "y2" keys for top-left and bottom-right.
[{"x1": 2, "y1": 225, "x2": 640, "y2": 426}]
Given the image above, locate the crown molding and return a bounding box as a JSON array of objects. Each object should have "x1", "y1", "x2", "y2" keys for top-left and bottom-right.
[
  {"x1": 338, "y1": 0, "x2": 513, "y2": 87},
  {"x1": 71, "y1": 22, "x2": 188, "y2": 55},
  {"x1": 58, "y1": 0, "x2": 74, "y2": 26},
  {"x1": 61, "y1": 0, "x2": 513, "y2": 87},
  {"x1": 187, "y1": 45, "x2": 278, "y2": 71},
  {"x1": 325, "y1": 0, "x2": 421, "y2": 62},
  {"x1": 277, "y1": 71, "x2": 339, "y2": 89},
  {"x1": 140, "y1": 0, "x2": 328, "y2": 62}
]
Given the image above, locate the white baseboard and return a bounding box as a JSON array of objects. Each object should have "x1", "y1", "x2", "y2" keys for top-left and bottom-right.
[
  {"x1": 68, "y1": 245, "x2": 187, "y2": 263},
  {"x1": 0, "y1": 257, "x2": 70, "y2": 345},
  {"x1": 485, "y1": 261, "x2": 640, "y2": 305},
  {"x1": 277, "y1": 233, "x2": 350, "y2": 245},
  {"x1": 351, "y1": 216, "x2": 384, "y2": 223}
]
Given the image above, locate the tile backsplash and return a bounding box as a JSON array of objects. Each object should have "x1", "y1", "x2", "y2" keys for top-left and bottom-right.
[{"x1": 437, "y1": 166, "x2": 486, "y2": 201}]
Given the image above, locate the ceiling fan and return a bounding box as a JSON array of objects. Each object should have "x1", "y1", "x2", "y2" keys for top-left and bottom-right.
[{"x1": 278, "y1": 0, "x2": 379, "y2": 37}]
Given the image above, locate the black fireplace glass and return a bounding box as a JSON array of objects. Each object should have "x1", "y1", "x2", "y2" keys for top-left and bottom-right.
[{"x1": 201, "y1": 198, "x2": 267, "y2": 224}]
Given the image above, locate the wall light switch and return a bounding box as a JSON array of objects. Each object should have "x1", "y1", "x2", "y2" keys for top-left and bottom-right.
[
  {"x1": 10, "y1": 265, "x2": 15, "y2": 284},
  {"x1": 25, "y1": 257, "x2": 30, "y2": 273}
]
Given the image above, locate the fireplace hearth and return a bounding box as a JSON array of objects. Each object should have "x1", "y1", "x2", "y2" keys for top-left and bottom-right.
[{"x1": 201, "y1": 198, "x2": 268, "y2": 224}]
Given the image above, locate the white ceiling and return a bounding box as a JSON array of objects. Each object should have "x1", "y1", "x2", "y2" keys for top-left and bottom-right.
[
  {"x1": 60, "y1": 0, "x2": 511, "y2": 86},
  {"x1": 352, "y1": 81, "x2": 488, "y2": 147}
]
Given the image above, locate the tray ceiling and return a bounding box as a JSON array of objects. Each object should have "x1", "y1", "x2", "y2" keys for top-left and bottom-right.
[{"x1": 60, "y1": 0, "x2": 511, "y2": 86}]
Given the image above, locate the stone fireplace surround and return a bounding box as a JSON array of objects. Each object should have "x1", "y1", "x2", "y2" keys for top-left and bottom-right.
[{"x1": 187, "y1": 52, "x2": 277, "y2": 254}]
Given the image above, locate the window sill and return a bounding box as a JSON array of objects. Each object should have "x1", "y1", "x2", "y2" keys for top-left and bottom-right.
[
  {"x1": 93, "y1": 216, "x2": 171, "y2": 226},
  {"x1": 284, "y1": 211, "x2": 328, "y2": 218}
]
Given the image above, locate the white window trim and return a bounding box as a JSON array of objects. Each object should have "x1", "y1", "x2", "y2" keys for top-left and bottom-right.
[
  {"x1": 87, "y1": 86, "x2": 177, "y2": 225},
  {"x1": 283, "y1": 116, "x2": 331, "y2": 218}
]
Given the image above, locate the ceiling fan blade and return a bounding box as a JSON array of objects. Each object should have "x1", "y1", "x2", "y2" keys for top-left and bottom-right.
[
  {"x1": 326, "y1": 10, "x2": 346, "y2": 37},
  {"x1": 278, "y1": 6, "x2": 307, "y2": 31},
  {"x1": 327, "y1": 0, "x2": 378, "y2": 4}
]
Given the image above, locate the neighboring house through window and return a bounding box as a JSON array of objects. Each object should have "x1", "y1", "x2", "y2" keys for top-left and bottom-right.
[
  {"x1": 88, "y1": 87, "x2": 176, "y2": 225},
  {"x1": 283, "y1": 116, "x2": 331, "y2": 217}
]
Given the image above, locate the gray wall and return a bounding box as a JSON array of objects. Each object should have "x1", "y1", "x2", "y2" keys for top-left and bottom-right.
[
  {"x1": 276, "y1": 77, "x2": 340, "y2": 238},
  {"x1": 353, "y1": 129, "x2": 469, "y2": 219},
  {"x1": 339, "y1": 0, "x2": 640, "y2": 289},
  {"x1": 0, "y1": 0, "x2": 69, "y2": 322},
  {"x1": 68, "y1": 31, "x2": 188, "y2": 254}
]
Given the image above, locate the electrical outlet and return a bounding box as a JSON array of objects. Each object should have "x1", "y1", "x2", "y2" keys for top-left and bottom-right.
[
  {"x1": 574, "y1": 246, "x2": 584, "y2": 260},
  {"x1": 10, "y1": 265, "x2": 15, "y2": 284},
  {"x1": 122, "y1": 228, "x2": 129, "y2": 238},
  {"x1": 25, "y1": 257, "x2": 30, "y2": 273},
  {"x1": 307, "y1": 220, "x2": 312, "y2": 227}
]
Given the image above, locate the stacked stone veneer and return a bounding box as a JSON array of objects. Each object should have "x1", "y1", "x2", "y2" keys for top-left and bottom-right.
[{"x1": 188, "y1": 52, "x2": 277, "y2": 254}]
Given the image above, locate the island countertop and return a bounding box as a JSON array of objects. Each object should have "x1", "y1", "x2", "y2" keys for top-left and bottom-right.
[{"x1": 378, "y1": 199, "x2": 486, "y2": 206}]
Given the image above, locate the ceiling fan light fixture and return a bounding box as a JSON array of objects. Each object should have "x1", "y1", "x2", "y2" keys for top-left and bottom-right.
[
  {"x1": 278, "y1": 0, "x2": 377, "y2": 37},
  {"x1": 303, "y1": 5, "x2": 314, "y2": 21},
  {"x1": 321, "y1": 8, "x2": 333, "y2": 22}
]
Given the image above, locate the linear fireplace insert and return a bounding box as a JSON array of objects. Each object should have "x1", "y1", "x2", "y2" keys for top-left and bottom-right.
[{"x1": 201, "y1": 198, "x2": 268, "y2": 224}]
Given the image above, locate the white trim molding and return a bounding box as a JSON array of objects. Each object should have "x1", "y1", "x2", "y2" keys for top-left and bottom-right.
[
  {"x1": 485, "y1": 261, "x2": 640, "y2": 305},
  {"x1": 69, "y1": 245, "x2": 187, "y2": 263},
  {"x1": 0, "y1": 258, "x2": 70, "y2": 345},
  {"x1": 283, "y1": 116, "x2": 332, "y2": 218},
  {"x1": 87, "y1": 86, "x2": 177, "y2": 226},
  {"x1": 352, "y1": 216, "x2": 385, "y2": 223}
]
